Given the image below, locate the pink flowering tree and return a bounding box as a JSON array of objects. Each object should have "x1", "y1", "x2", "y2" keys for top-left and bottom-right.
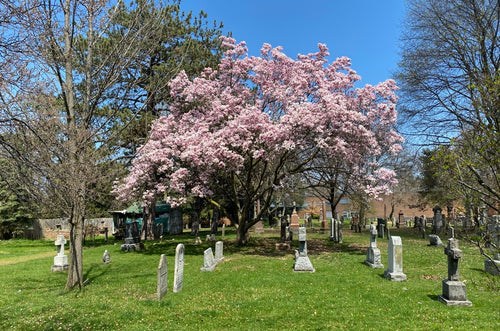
[{"x1": 114, "y1": 37, "x2": 403, "y2": 245}]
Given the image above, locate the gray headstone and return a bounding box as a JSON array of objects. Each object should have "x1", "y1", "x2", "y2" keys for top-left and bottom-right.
[
  {"x1": 173, "y1": 244, "x2": 184, "y2": 293},
  {"x1": 364, "y1": 224, "x2": 383, "y2": 268},
  {"x1": 169, "y1": 208, "x2": 183, "y2": 235},
  {"x1": 222, "y1": 224, "x2": 226, "y2": 238},
  {"x1": 157, "y1": 254, "x2": 168, "y2": 300},
  {"x1": 438, "y1": 238, "x2": 472, "y2": 306},
  {"x1": 215, "y1": 241, "x2": 224, "y2": 263},
  {"x1": 384, "y1": 236, "x2": 406, "y2": 281},
  {"x1": 200, "y1": 248, "x2": 217, "y2": 271},
  {"x1": 102, "y1": 250, "x2": 110, "y2": 264},
  {"x1": 429, "y1": 234, "x2": 443, "y2": 246}
]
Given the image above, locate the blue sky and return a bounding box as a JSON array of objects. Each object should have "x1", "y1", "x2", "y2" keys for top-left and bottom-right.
[{"x1": 181, "y1": 0, "x2": 406, "y2": 86}]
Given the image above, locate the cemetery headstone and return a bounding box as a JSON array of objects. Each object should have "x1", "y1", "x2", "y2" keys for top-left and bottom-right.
[
  {"x1": 290, "y1": 202, "x2": 300, "y2": 229},
  {"x1": 51, "y1": 235, "x2": 69, "y2": 272},
  {"x1": 280, "y1": 221, "x2": 287, "y2": 242},
  {"x1": 102, "y1": 250, "x2": 110, "y2": 264},
  {"x1": 433, "y1": 205, "x2": 444, "y2": 234},
  {"x1": 384, "y1": 236, "x2": 407, "y2": 281},
  {"x1": 222, "y1": 224, "x2": 226, "y2": 238},
  {"x1": 200, "y1": 247, "x2": 217, "y2": 271},
  {"x1": 190, "y1": 216, "x2": 200, "y2": 236},
  {"x1": 293, "y1": 227, "x2": 315, "y2": 272},
  {"x1": 169, "y1": 208, "x2": 183, "y2": 235},
  {"x1": 173, "y1": 244, "x2": 184, "y2": 293},
  {"x1": 157, "y1": 254, "x2": 168, "y2": 300},
  {"x1": 121, "y1": 221, "x2": 144, "y2": 252},
  {"x1": 484, "y1": 216, "x2": 500, "y2": 276},
  {"x1": 330, "y1": 219, "x2": 343, "y2": 243},
  {"x1": 438, "y1": 232, "x2": 472, "y2": 306},
  {"x1": 253, "y1": 220, "x2": 264, "y2": 234},
  {"x1": 211, "y1": 209, "x2": 219, "y2": 235},
  {"x1": 194, "y1": 237, "x2": 202, "y2": 245},
  {"x1": 429, "y1": 234, "x2": 443, "y2": 246},
  {"x1": 215, "y1": 241, "x2": 224, "y2": 263},
  {"x1": 377, "y1": 218, "x2": 385, "y2": 239},
  {"x1": 364, "y1": 224, "x2": 383, "y2": 268}
]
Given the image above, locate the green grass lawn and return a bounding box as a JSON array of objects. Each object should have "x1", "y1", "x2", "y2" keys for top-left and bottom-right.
[{"x1": 0, "y1": 227, "x2": 498, "y2": 330}]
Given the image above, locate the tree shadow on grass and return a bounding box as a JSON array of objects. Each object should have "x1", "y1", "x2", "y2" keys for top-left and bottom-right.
[
  {"x1": 129, "y1": 230, "x2": 365, "y2": 258},
  {"x1": 82, "y1": 262, "x2": 112, "y2": 286}
]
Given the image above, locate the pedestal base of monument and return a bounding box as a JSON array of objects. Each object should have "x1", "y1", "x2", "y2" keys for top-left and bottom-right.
[
  {"x1": 364, "y1": 260, "x2": 384, "y2": 269},
  {"x1": 383, "y1": 270, "x2": 407, "y2": 281},
  {"x1": 484, "y1": 259, "x2": 500, "y2": 276},
  {"x1": 51, "y1": 255, "x2": 69, "y2": 272},
  {"x1": 121, "y1": 242, "x2": 144, "y2": 252},
  {"x1": 438, "y1": 280, "x2": 472, "y2": 306},
  {"x1": 293, "y1": 255, "x2": 315, "y2": 272},
  {"x1": 51, "y1": 264, "x2": 69, "y2": 272}
]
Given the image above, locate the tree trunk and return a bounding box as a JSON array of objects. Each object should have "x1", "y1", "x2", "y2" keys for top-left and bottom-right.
[
  {"x1": 236, "y1": 221, "x2": 249, "y2": 246},
  {"x1": 66, "y1": 212, "x2": 84, "y2": 290}
]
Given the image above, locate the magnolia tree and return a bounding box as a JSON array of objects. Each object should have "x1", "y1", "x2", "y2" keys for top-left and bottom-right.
[{"x1": 114, "y1": 37, "x2": 403, "y2": 245}]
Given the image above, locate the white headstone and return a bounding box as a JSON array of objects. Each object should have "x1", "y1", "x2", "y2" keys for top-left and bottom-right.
[
  {"x1": 102, "y1": 250, "x2": 110, "y2": 264},
  {"x1": 157, "y1": 254, "x2": 168, "y2": 300},
  {"x1": 200, "y1": 247, "x2": 216, "y2": 271},
  {"x1": 215, "y1": 241, "x2": 224, "y2": 263},
  {"x1": 51, "y1": 235, "x2": 69, "y2": 272},
  {"x1": 173, "y1": 244, "x2": 184, "y2": 293},
  {"x1": 384, "y1": 236, "x2": 407, "y2": 281}
]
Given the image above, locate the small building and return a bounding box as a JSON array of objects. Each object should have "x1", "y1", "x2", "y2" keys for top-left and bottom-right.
[{"x1": 109, "y1": 201, "x2": 182, "y2": 239}]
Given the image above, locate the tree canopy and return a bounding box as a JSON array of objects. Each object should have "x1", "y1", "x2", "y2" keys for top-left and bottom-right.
[{"x1": 115, "y1": 37, "x2": 403, "y2": 245}]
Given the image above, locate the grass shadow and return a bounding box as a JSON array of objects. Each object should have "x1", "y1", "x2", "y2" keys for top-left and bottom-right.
[{"x1": 427, "y1": 294, "x2": 439, "y2": 302}]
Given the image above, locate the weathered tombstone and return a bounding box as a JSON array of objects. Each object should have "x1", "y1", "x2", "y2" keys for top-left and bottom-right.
[
  {"x1": 51, "y1": 235, "x2": 69, "y2": 271},
  {"x1": 280, "y1": 221, "x2": 287, "y2": 242},
  {"x1": 215, "y1": 241, "x2": 224, "y2": 263},
  {"x1": 484, "y1": 216, "x2": 500, "y2": 276},
  {"x1": 157, "y1": 254, "x2": 168, "y2": 300},
  {"x1": 290, "y1": 202, "x2": 300, "y2": 229},
  {"x1": 293, "y1": 227, "x2": 315, "y2": 272},
  {"x1": 377, "y1": 218, "x2": 385, "y2": 239},
  {"x1": 330, "y1": 219, "x2": 343, "y2": 243},
  {"x1": 422, "y1": 227, "x2": 427, "y2": 239},
  {"x1": 433, "y1": 205, "x2": 444, "y2": 234},
  {"x1": 222, "y1": 224, "x2": 226, "y2": 238},
  {"x1": 253, "y1": 220, "x2": 264, "y2": 234},
  {"x1": 121, "y1": 221, "x2": 144, "y2": 252},
  {"x1": 169, "y1": 208, "x2": 183, "y2": 235},
  {"x1": 153, "y1": 223, "x2": 163, "y2": 240},
  {"x1": 102, "y1": 249, "x2": 110, "y2": 264},
  {"x1": 173, "y1": 244, "x2": 184, "y2": 293},
  {"x1": 190, "y1": 213, "x2": 200, "y2": 236},
  {"x1": 384, "y1": 236, "x2": 407, "y2": 281},
  {"x1": 438, "y1": 231, "x2": 472, "y2": 306},
  {"x1": 398, "y1": 211, "x2": 404, "y2": 228},
  {"x1": 194, "y1": 237, "x2": 202, "y2": 245},
  {"x1": 364, "y1": 224, "x2": 383, "y2": 268},
  {"x1": 211, "y1": 209, "x2": 219, "y2": 235},
  {"x1": 200, "y1": 247, "x2": 217, "y2": 271},
  {"x1": 429, "y1": 234, "x2": 443, "y2": 246}
]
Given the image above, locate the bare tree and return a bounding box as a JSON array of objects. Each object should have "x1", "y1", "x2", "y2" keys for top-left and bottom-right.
[
  {"x1": 0, "y1": 0, "x2": 170, "y2": 289},
  {"x1": 398, "y1": 0, "x2": 500, "y2": 209}
]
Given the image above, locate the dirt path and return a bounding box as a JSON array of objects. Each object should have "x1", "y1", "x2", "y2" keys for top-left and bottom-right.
[{"x1": 0, "y1": 251, "x2": 54, "y2": 266}]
